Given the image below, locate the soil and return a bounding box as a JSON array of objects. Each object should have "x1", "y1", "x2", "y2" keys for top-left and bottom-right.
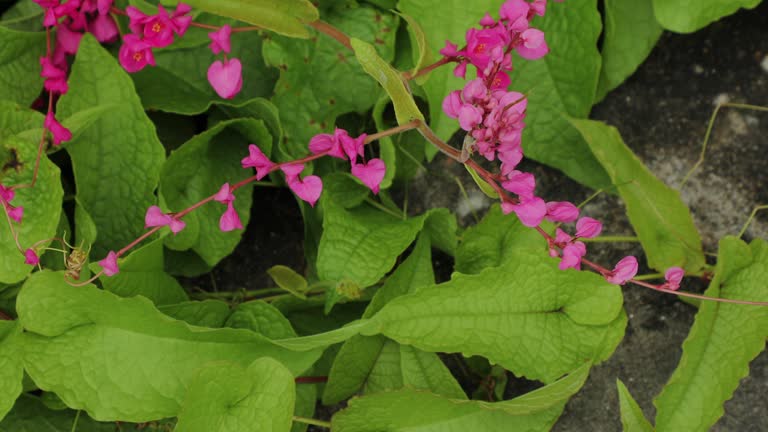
[{"x1": 195, "y1": 3, "x2": 768, "y2": 430}]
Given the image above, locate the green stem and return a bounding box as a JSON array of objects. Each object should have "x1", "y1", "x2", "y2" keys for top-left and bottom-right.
[
  {"x1": 365, "y1": 197, "x2": 404, "y2": 219},
  {"x1": 70, "y1": 410, "x2": 81, "y2": 432},
  {"x1": 632, "y1": 273, "x2": 663, "y2": 281},
  {"x1": 738, "y1": 204, "x2": 768, "y2": 238},
  {"x1": 293, "y1": 416, "x2": 331, "y2": 429},
  {"x1": 581, "y1": 236, "x2": 639, "y2": 243}
]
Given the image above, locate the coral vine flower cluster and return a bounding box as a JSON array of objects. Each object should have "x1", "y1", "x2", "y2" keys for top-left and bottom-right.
[{"x1": 439, "y1": 0, "x2": 645, "y2": 285}]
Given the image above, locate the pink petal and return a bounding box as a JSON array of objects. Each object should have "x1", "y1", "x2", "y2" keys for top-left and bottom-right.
[
  {"x1": 351, "y1": 158, "x2": 386, "y2": 194},
  {"x1": 442, "y1": 91, "x2": 463, "y2": 118},
  {"x1": 144, "y1": 205, "x2": 171, "y2": 228},
  {"x1": 24, "y1": 249, "x2": 40, "y2": 266},
  {"x1": 559, "y1": 241, "x2": 586, "y2": 270},
  {"x1": 554, "y1": 227, "x2": 573, "y2": 244},
  {"x1": 309, "y1": 132, "x2": 345, "y2": 159},
  {"x1": 479, "y1": 13, "x2": 496, "y2": 26},
  {"x1": 439, "y1": 40, "x2": 458, "y2": 57},
  {"x1": 664, "y1": 267, "x2": 685, "y2": 290},
  {"x1": 511, "y1": 196, "x2": 546, "y2": 227},
  {"x1": 575, "y1": 217, "x2": 602, "y2": 238},
  {"x1": 219, "y1": 202, "x2": 243, "y2": 232},
  {"x1": 501, "y1": 170, "x2": 535, "y2": 198},
  {"x1": 99, "y1": 251, "x2": 120, "y2": 276},
  {"x1": 208, "y1": 24, "x2": 231, "y2": 55},
  {"x1": 7, "y1": 206, "x2": 23, "y2": 223},
  {"x1": 288, "y1": 175, "x2": 323, "y2": 207},
  {"x1": 516, "y1": 28, "x2": 549, "y2": 60},
  {"x1": 44, "y1": 112, "x2": 72, "y2": 146},
  {"x1": 457, "y1": 104, "x2": 483, "y2": 131},
  {"x1": 214, "y1": 183, "x2": 234, "y2": 204},
  {"x1": 339, "y1": 131, "x2": 366, "y2": 162},
  {"x1": 280, "y1": 164, "x2": 305, "y2": 183},
  {"x1": 545, "y1": 201, "x2": 579, "y2": 223},
  {"x1": 207, "y1": 58, "x2": 243, "y2": 99},
  {"x1": 606, "y1": 256, "x2": 638, "y2": 285},
  {"x1": 499, "y1": 0, "x2": 530, "y2": 23},
  {"x1": 0, "y1": 185, "x2": 14, "y2": 203},
  {"x1": 168, "y1": 218, "x2": 186, "y2": 234},
  {"x1": 56, "y1": 24, "x2": 83, "y2": 54},
  {"x1": 453, "y1": 61, "x2": 467, "y2": 78},
  {"x1": 241, "y1": 144, "x2": 275, "y2": 179},
  {"x1": 89, "y1": 13, "x2": 119, "y2": 43}
]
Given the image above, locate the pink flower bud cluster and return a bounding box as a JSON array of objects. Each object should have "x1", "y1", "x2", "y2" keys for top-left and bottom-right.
[
  {"x1": 241, "y1": 144, "x2": 323, "y2": 209},
  {"x1": 0, "y1": 185, "x2": 23, "y2": 224},
  {"x1": 119, "y1": 3, "x2": 192, "y2": 72},
  {"x1": 310, "y1": 129, "x2": 386, "y2": 195}
]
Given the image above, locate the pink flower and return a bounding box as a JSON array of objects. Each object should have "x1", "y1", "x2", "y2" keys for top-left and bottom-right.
[
  {"x1": 559, "y1": 241, "x2": 586, "y2": 270},
  {"x1": 453, "y1": 61, "x2": 468, "y2": 78},
  {"x1": 465, "y1": 27, "x2": 508, "y2": 71},
  {"x1": 663, "y1": 267, "x2": 684, "y2": 291},
  {"x1": 516, "y1": 28, "x2": 549, "y2": 60},
  {"x1": 33, "y1": 0, "x2": 60, "y2": 27},
  {"x1": 118, "y1": 34, "x2": 155, "y2": 73},
  {"x1": 7, "y1": 206, "x2": 23, "y2": 223},
  {"x1": 499, "y1": 147, "x2": 523, "y2": 175},
  {"x1": 207, "y1": 58, "x2": 243, "y2": 99},
  {"x1": 125, "y1": 5, "x2": 148, "y2": 34},
  {"x1": 489, "y1": 71, "x2": 510, "y2": 90},
  {"x1": 462, "y1": 78, "x2": 487, "y2": 103},
  {"x1": 88, "y1": 13, "x2": 119, "y2": 43},
  {"x1": 40, "y1": 57, "x2": 68, "y2": 95},
  {"x1": 501, "y1": 170, "x2": 535, "y2": 198},
  {"x1": 99, "y1": 251, "x2": 119, "y2": 276},
  {"x1": 442, "y1": 91, "x2": 463, "y2": 118},
  {"x1": 213, "y1": 183, "x2": 235, "y2": 204},
  {"x1": 0, "y1": 185, "x2": 14, "y2": 203},
  {"x1": 170, "y1": 3, "x2": 193, "y2": 36},
  {"x1": 208, "y1": 25, "x2": 231, "y2": 54},
  {"x1": 219, "y1": 201, "x2": 243, "y2": 231},
  {"x1": 479, "y1": 13, "x2": 496, "y2": 26},
  {"x1": 457, "y1": 104, "x2": 483, "y2": 131},
  {"x1": 499, "y1": 0, "x2": 530, "y2": 25},
  {"x1": 575, "y1": 217, "x2": 602, "y2": 238},
  {"x1": 606, "y1": 256, "x2": 638, "y2": 285},
  {"x1": 44, "y1": 112, "x2": 72, "y2": 146},
  {"x1": 339, "y1": 132, "x2": 366, "y2": 162},
  {"x1": 97, "y1": 0, "x2": 112, "y2": 15},
  {"x1": 142, "y1": 5, "x2": 175, "y2": 48},
  {"x1": 554, "y1": 227, "x2": 572, "y2": 244},
  {"x1": 439, "y1": 40, "x2": 459, "y2": 57},
  {"x1": 241, "y1": 144, "x2": 275, "y2": 179},
  {"x1": 56, "y1": 24, "x2": 82, "y2": 55},
  {"x1": 308, "y1": 129, "x2": 347, "y2": 160},
  {"x1": 24, "y1": 249, "x2": 40, "y2": 266},
  {"x1": 282, "y1": 164, "x2": 322, "y2": 207},
  {"x1": 144, "y1": 205, "x2": 185, "y2": 234},
  {"x1": 502, "y1": 196, "x2": 546, "y2": 227},
  {"x1": 351, "y1": 158, "x2": 386, "y2": 194},
  {"x1": 545, "y1": 201, "x2": 579, "y2": 223}
]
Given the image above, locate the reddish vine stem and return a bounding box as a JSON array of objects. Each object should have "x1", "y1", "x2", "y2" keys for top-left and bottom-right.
[
  {"x1": 0, "y1": 310, "x2": 13, "y2": 321},
  {"x1": 307, "y1": 20, "x2": 352, "y2": 50},
  {"x1": 295, "y1": 376, "x2": 328, "y2": 384},
  {"x1": 402, "y1": 57, "x2": 451, "y2": 81}
]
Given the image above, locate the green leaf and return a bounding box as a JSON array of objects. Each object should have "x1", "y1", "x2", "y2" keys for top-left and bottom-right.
[
  {"x1": 596, "y1": 0, "x2": 662, "y2": 102},
  {"x1": 325, "y1": 235, "x2": 463, "y2": 403},
  {"x1": 464, "y1": 164, "x2": 498, "y2": 199},
  {"x1": 182, "y1": 0, "x2": 318, "y2": 38},
  {"x1": 571, "y1": 119, "x2": 705, "y2": 272},
  {"x1": 365, "y1": 248, "x2": 626, "y2": 383},
  {"x1": 217, "y1": 98, "x2": 283, "y2": 149},
  {"x1": 0, "y1": 0, "x2": 44, "y2": 32},
  {"x1": 331, "y1": 362, "x2": 591, "y2": 431},
  {"x1": 263, "y1": 5, "x2": 397, "y2": 159},
  {"x1": 96, "y1": 238, "x2": 188, "y2": 306},
  {"x1": 17, "y1": 271, "x2": 322, "y2": 422},
  {"x1": 159, "y1": 300, "x2": 231, "y2": 328},
  {"x1": 350, "y1": 37, "x2": 424, "y2": 125},
  {"x1": 0, "y1": 101, "x2": 43, "y2": 139},
  {"x1": 317, "y1": 204, "x2": 437, "y2": 288},
  {"x1": 0, "y1": 321, "x2": 22, "y2": 419},
  {"x1": 226, "y1": 301, "x2": 298, "y2": 339},
  {"x1": 57, "y1": 35, "x2": 165, "y2": 257},
  {"x1": 175, "y1": 358, "x2": 295, "y2": 432},
  {"x1": 132, "y1": 31, "x2": 277, "y2": 115},
  {"x1": 268, "y1": 265, "x2": 309, "y2": 298},
  {"x1": 396, "y1": 12, "x2": 433, "y2": 84},
  {"x1": 653, "y1": 236, "x2": 768, "y2": 432},
  {"x1": 0, "y1": 26, "x2": 45, "y2": 106},
  {"x1": 323, "y1": 172, "x2": 371, "y2": 208},
  {"x1": 652, "y1": 0, "x2": 761, "y2": 33},
  {"x1": 0, "y1": 395, "x2": 115, "y2": 432},
  {"x1": 0, "y1": 135, "x2": 63, "y2": 284},
  {"x1": 617, "y1": 380, "x2": 653, "y2": 432},
  {"x1": 160, "y1": 118, "x2": 271, "y2": 266},
  {"x1": 455, "y1": 204, "x2": 547, "y2": 275}
]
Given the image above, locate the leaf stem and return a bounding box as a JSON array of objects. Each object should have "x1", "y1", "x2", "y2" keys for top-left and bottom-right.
[
  {"x1": 402, "y1": 57, "x2": 451, "y2": 81},
  {"x1": 70, "y1": 410, "x2": 81, "y2": 432},
  {"x1": 307, "y1": 20, "x2": 352, "y2": 50},
  {"x1": 293, "y1": 416, "x2": 331, "y2": 429}
]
